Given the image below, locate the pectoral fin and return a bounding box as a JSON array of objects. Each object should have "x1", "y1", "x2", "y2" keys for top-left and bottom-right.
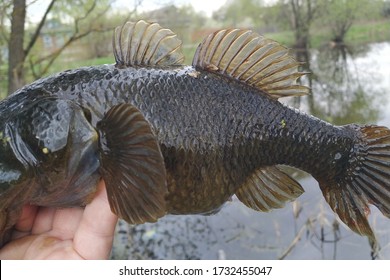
[
  {"x1": 236, "y1": 166, "x2": 304, "y2": 212},
  {"x1": 97, "y1": 104, "x2": 167, "y2": 224}
]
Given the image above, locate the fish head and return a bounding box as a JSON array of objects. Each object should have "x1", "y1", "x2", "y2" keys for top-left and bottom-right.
[
  {"x1": 0, "y1": 97, "x2": 100, "y2": 206},
  {"x1": 0, "y1": 123, "x2": 25, "y2": 194}
]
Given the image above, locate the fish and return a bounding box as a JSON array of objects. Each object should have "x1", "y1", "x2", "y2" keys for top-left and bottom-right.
[{"x1": 1, "y1": 20, "x2": 390, "y2": 247}]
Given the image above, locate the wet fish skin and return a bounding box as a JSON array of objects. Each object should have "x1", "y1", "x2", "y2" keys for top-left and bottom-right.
[
  {"x1": 4, "y1": 64, "x2": 357, "y2": 213},
  {"x1": 0, "y1": 95, "x2": 101, "y2": 244},
  {"x1": 1, "y1": 20, "x2": 390, "y2": 247}
]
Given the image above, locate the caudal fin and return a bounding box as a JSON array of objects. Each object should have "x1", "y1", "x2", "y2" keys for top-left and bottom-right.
[{"x1": 319, "y1": 125, "x2": 390, "y2": 241}]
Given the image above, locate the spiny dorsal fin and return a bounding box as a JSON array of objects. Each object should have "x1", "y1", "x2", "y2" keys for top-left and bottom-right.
[
  {"x1": 192, "y1": 29, "x2": 310, "y2": 99},
  {"x1": 113, "y1": 20, "x2": 184, "y2": 67},
  {"x1": 236, "y1": 166, "x2": 304, "y2": 212}
]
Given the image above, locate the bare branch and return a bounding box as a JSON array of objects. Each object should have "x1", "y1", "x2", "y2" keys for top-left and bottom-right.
[
  {"x1": 28, "y1": 0, "x2": 114, "y2": 78},
  {"x1": 33, "y1": 25, "x2": 108, "y2": 78},
  {"x1": 278, "y1": 222, "x2": 307, "y2": 260},
  {"x1": 30, "y1": 0, "x2": 142, "y2": 77},
  {"x1": 74, "y1": 0, "x2": 97, "y2": 34},
  {"x1": 0, "y1": 1, "x2": 13, "y2": 44},
  {"x1": 26, "y1": 0, "x2": 40, "y2": 7},
  {"x1": 8, "y1": 0, "x2": 27, "y2": 94},
  {"x1": 28, "y1": 55, "x2": 38, "y2": 79},
  {"x1": 24, "y1": 0, "x2": 57, "y2": 57}
]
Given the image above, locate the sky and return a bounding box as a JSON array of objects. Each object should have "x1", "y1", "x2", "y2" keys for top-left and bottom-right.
[
  {"x1": 121, "y1": 0, "x2": 228, "y2": 17},
  {"x1": 27, "y1": 0, "x2": 228, "y2": 23}
]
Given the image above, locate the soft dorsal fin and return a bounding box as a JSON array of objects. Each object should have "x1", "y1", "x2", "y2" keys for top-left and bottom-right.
[
  {"x1": 192, "y1": 29, "x2": 310, "y2": 99},
  {"x1": 113, "y1": 20, "x2": 184, "y2": 67}
]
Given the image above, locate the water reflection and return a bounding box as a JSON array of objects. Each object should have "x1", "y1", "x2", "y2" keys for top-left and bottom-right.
[
  {"x1": 111, "y1": 42, "x2": 390, "y2": 260},
  {"x1": 297, "y1": 44, "x2": 385, "y2": 125}
]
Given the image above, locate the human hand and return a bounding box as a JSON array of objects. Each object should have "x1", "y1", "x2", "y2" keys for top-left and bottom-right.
[{"x1": 0, "y1": 180, "x2": 118, "y2": 259}]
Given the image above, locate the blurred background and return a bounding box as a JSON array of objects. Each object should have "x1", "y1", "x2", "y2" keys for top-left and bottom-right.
[{"x1": 1, "y1": 0, "x2": 390, "y2": 259}]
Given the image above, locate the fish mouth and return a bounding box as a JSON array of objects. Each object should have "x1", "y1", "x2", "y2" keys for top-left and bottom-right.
[{"x1": 34, "y1": 139, "x2": 100, "y2": 207}]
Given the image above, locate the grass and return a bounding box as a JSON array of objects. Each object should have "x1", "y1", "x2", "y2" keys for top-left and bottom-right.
[
  {"x1": 48, "y1": 56, "x2": 115, "y2": 74},
  {"x1": 345, "y1": 20, "x2": 390, "y2": 45},
  {"x1": 263, "y1": 31, "x2": 295, "y2": 47},
  {"x1": 264, "y1": 20, "x2": 390, "y2": 49}
]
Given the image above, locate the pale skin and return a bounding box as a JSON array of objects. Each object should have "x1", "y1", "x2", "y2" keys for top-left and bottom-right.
[{"x1": 0, "y1": 180, "x2": 118, "y2": 260}]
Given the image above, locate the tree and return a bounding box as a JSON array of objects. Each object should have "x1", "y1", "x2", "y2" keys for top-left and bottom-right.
[
  {"x1": 0, "y1": 2, "x2": 11, "y2": 62},
  {"x1": 6, "y1": 0, "x2": 58, "y2": 94},
  {"x1": 278, "y1": 0, "x2": 322, "y2": 49},
  {"x1": 213, "y1": 0, "x2": 264, "y2": 28},
  {"x1": 28, "y1": 0, "x2": 113, "y2": 80},
  {"x1": 4, "y1": 0, "x2": 142, "y2": 96},
  {"x1": 307, "y1": 44, "x2": 383, "y2": 125},
  {"x1": 8, "y1": 0, "x2": 26, "y2": 94},
  {"x1": 321, "y1": 0, "x2": 382, "y2": 43},
  {"x1": 383, "y1": 0, "x2": 390, "y2": 17}
]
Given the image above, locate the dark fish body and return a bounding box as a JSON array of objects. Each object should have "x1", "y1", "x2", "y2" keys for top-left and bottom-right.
[
  {"x1": 1, "y1": 20, "x2": 390, "y2": 246},
  {"x1": 5, "y1": 64, "x2": 352, "y2": 213}
]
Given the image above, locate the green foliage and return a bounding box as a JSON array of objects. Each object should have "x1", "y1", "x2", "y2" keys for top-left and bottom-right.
[
  {"x1": 213, "y1": 0, "x2": 264, "y2": 28},
  {"x1": 263, "y1": 31, "x2": 295, "y2": 46},
  {"x1": 318, "y1": 0, "x2": 383, "y2": 42},
  {"x1": 26, "y1": 0, "x2": 120, "y2": 81},
  {"x1": 344, "y1": 20, "x2": 390, "y2": 45},
  {"x1": 141, "y1": 4, "x2": 207, "y2": 42},
  {"x1": 277, "y1": 0, "x2": 326, "y2": 48},
  {"x1": 49, "y1": 55, "x2": 114, "y2": 74},
  {"x1": 263, "y1": 20, "x2": 390, "y2": 49},
  {"x1": 261, "y1": 4, "x2": 290, "y2": 32},
  {"x1": 51, "y1": 0, "x2": 111, "y2": 23},
  {"x1": 85, "y1": 11, "x2": 127, "y2": 59}
]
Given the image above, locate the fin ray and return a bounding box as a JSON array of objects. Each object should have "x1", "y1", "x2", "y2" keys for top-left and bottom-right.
[
  {"x1": 236, "y1": 166, "x2": 304, "y2": 212},
  {"x1": 113, "y1": 20, "x2": 184, "y2": 67},
  {"x1": 193, "y1": 28, "x2": 309, "y2": 99},
  {"x1": 319, "y1": 125, "x2": 390, "y2": 240},
  {"x1": 97, "y1": 103, "x2": 167, "y2": 224},
  {"x1": 240, "y1": 44, "x2": 287, "y2": 81}
]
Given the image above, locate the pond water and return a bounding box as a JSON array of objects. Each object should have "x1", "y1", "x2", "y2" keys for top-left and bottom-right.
[{"x1": 111, "y1": 42, "x2": 390, "y2": 260}]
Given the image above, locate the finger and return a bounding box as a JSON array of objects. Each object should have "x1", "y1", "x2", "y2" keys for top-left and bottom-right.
[
  {"x1": 0, "y1": 235, "x2": 38, "y2": 259},
  {"x1": 73, "y1": 180, "x2": 118, "y2": 259},
  {"x1": 14, "y1": 205, "x2": 38, "y2": 233},
  {"x1": 31, "y1": 207, "x2": 56, "y2": 234},
  {"x1": 51, "y1": 207, "x2": 84, "y2": 240},
  {"x1": 11, "y1": 205, "x2": 39, "y2": 240}
]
